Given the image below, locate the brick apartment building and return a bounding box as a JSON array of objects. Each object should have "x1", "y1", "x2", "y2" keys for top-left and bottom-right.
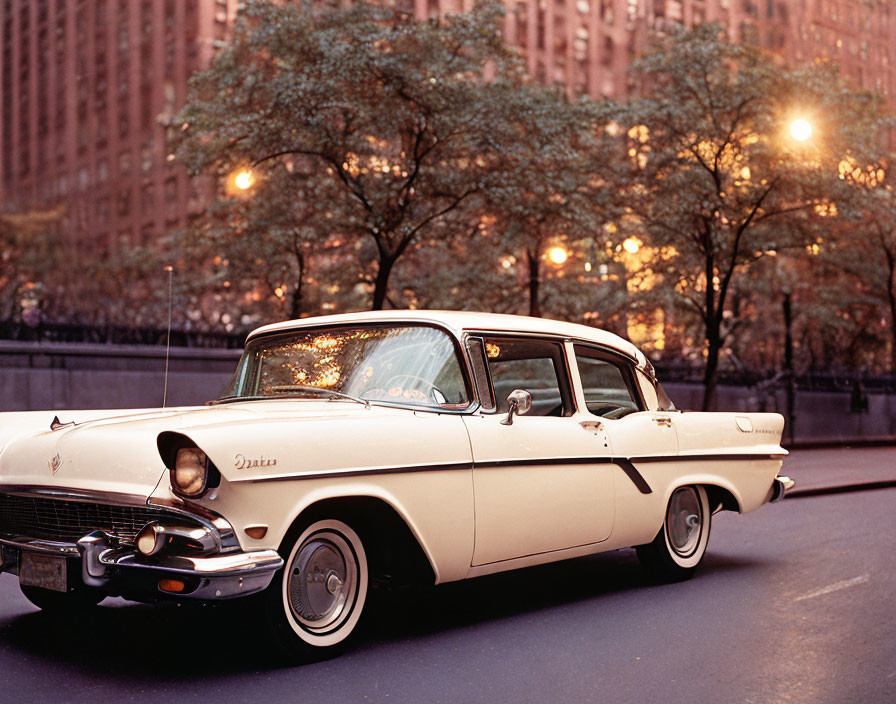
[
  {"x1": 0, "y1": 0, "x2": 241, "y2": 261},
  {"x1": 1, "y1": 0, "x2": 895, "y2": 259}
]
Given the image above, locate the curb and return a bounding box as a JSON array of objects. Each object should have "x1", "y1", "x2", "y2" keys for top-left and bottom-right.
[
  {"x1": 786, "y1": 479, "x2": 896, "y2": 499},
  {"x1": 783, "y1": 438, "x2": 896, "y2": 450}
]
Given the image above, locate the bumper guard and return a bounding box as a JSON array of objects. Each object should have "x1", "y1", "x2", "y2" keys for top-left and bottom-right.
[{"x1": 769, "y1": 475, "x2": 795, "y2": 503}]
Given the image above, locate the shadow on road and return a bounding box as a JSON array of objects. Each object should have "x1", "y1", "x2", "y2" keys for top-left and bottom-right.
[{"x1": 0, "y1": 547, "x2": 764, "y2": 679}]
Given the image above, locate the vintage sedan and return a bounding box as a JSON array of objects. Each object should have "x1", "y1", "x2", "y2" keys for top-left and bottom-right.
[{"x1": 0, "y1": 311, "x2": 791, "y2": 655}]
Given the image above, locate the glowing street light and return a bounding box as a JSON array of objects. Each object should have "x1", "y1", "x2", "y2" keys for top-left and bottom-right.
[
  {"x1": 790, "y1": 118, "x2": 813, "y2": 142},
  {"x1": 546, "y1": 246, "x2": 569, "y2": 265},
  {"x1": 234, "y1": 169, "x2": 255, "y2": 190},
  {"x1": 623, "y1": 237, "x2": 642, "y2": 254}
]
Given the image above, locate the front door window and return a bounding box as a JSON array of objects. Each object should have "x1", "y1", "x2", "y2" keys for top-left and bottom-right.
[{"x1": 483, "y1": 337, "x2": 572, "y2": 416}]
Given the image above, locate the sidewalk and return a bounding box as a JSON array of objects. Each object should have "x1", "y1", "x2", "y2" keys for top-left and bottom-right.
[{"x1": 783, "y1": 446, "x2": 896, "y2": 498}]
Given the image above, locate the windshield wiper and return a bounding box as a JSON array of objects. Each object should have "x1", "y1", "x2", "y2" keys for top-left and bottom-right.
[
  {"x1": 209, "y1": 386, "x2": 369, "y2": 407},
  {"x1": 269, "y1": 385, "x2": 369, "y2": 407}
]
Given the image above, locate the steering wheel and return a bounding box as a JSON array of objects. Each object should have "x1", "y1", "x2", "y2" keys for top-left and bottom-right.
[
  {"x1": 384, "y1": 374, "x2": 443, "y2": 404},
  {"x1": 589, "y1": 403, "x2": 636, "y2": 420}
]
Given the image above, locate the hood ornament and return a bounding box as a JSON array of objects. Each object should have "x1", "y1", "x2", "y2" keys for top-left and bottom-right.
[{"x1": 50, "y1": 416, "x2": 76, "y2": 432}]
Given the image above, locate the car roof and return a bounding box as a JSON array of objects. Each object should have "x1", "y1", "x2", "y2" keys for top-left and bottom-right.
[{"x1": 248, "y1": 310, "x2": 647, "y2": 367}]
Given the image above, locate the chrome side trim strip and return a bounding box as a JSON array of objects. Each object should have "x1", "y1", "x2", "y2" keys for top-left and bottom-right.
[
  {"x1": 628, "y1": 453, "x2": 788, "y2": 463},
  {"x1": 233, "y1": 451, "x2": 784, "y2": 495},
  {"x1": 234, "y1": 461, "x2": 475, "y2": 483}
]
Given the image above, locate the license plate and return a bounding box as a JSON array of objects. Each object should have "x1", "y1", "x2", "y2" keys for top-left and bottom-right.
[{"x1": 20, "y1": 552, "x2": 68, "y2": 592}]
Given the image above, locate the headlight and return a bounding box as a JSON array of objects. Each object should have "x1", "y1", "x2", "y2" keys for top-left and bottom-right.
[{"x1": 172, "y1": 447, "x2": 209, "y2": 497}]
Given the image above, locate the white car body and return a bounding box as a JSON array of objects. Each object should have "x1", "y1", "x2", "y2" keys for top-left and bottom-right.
[{"x1": 0, "y1": 311, "x2": 790, "y2": 651}]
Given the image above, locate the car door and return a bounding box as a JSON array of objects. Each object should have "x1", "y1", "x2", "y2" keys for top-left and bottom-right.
[
  {"x1": 571, "y1": 343, "x2": 679, "y2": 487},
  {"x1": 463, "y1": 336, "x2": 615, "y2": 567}
]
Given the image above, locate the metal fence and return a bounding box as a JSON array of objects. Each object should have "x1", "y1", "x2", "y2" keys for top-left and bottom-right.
[{"x1": 0, "y1": 320, "x2": 245, "y2": 349}]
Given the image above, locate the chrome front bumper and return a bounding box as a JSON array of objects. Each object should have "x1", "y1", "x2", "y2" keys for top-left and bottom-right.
[
  {"x1": 769, "y1": 475, "x2": 795, "y2": 503},
  {"x1": 0, "y1": 532, "x2": 283, "y2": 600}
]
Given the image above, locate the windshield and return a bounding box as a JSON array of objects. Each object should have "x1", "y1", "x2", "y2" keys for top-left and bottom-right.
[{"x1": 218, "y1": 324, "x2": 472, "y2": 410}]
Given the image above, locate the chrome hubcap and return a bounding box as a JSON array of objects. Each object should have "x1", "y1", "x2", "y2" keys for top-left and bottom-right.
[
  {"x1": 287, "y1": 533, "x2": 355, "y2": 630},
  {"x1": 666, "y1": 487, "x2": 702, "y2": 557}
]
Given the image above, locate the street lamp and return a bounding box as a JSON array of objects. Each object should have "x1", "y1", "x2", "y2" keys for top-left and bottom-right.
[
  {"x1": 790, "y1": 118, "x2": 813, "y2": 142},
  {"x1": 622, "y1": 237, "x2": 642, "y2": 254},
  {"x1": 546, "y1": 246, "x2": 568, "y2": 265},
  {"x1": 234, "y1": 169, "x2": 255, "y2": 190}
]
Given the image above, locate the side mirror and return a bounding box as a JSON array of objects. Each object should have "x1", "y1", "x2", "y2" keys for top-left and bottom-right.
[{"x1": 500, "y1": 389, "x2": 532, "y2": 426}]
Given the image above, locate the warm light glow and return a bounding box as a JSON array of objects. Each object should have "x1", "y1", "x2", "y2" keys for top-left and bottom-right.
[
  {"x1": 234, "y1": 169, "x2": 255, "y2": 190},
  {"x1": 790, "y1": 119, "x2": 813, "y2": 142},
  {"x1": 623, "y1": 237, "x2": 642, "y2": 254},
  {"x1": 547, "y1": 246, "x2": 568, "y2": 265}
]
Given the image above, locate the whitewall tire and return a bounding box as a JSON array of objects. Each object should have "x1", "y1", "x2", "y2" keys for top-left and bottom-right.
[
  {"x1": 265, "y1": 519, "x2": 368, "y2": 656},
  {"x1": 636, "y1": 485, "x2": 711, "y2": 581}
]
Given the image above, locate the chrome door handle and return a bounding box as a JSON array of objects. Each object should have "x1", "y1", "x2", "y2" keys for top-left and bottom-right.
[
  {"x1": 652, "y1": 416, "x2": 673, "y2": 427},
  {"x1": 580, "y1": 420, "x2": 603, "y2": 434}
]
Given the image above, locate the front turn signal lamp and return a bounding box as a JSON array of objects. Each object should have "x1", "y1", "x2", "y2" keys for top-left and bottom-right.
[{"x1": 169, "y1": 446, "x2": 220, "y2": 499}]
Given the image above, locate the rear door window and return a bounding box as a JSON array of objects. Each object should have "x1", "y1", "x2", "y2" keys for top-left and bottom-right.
[{"x1": 573, "y1": 345, "x2": 643, "y2": 418}]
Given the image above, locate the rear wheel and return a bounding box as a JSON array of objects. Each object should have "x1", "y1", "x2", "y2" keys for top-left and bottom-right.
[
  {"x1": 20, "y1": 585, "x2": 105, "y2": 611},
  {"x1": 636, "y1": 485, "x2": 711, "y2": 582},
  {"x1": 262, "y1": 518, "x2": 368, "y2": 659}
]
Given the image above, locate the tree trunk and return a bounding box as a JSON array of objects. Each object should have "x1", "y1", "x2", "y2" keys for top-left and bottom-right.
[
  {"x1": 527, "y1": 248, "x2": 541, "y2": 318},
  {"x1": 702, "y1": 317, "x2": 721, "y2": 411},
  {"x1": 701, "y1": 248, "x2": 718, "y2": 411},
  {"x1": 372, "y1": 255, "x2": 395, "y2": 311},
  {"x1": 289, "y1": 258, "x2": 304, "y2": 320}
]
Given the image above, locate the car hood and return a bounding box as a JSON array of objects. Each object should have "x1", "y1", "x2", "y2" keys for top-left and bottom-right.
[{"x1": 0, "y1": 401, "x2": 390, "y2": 497}]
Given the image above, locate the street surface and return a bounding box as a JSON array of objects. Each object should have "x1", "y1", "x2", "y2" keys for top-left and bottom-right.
[{"x1": 0, "y1": 452, "x2": 894, "y2": 703}]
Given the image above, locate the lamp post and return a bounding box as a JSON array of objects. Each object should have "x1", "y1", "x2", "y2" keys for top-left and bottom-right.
[
  {"x1": 782, "y1": 284, "x2": 795, "y2": 444},
  {"x1": 778, "y1": 116, "x2": 813, "y2": 444}
]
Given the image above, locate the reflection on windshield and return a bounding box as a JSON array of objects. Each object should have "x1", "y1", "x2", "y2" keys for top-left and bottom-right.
[{"x1": 219, "y1": 325, "x2": 470, "y2": 410}]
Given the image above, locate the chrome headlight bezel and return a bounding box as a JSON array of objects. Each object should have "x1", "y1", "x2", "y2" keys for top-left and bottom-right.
[{"x1": 157, "y1": 432, "x2": 222, "y2": 500}]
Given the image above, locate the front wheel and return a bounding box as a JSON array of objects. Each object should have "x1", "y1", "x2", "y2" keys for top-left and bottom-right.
[
  {"x1": 636, "y1": 485, "x2": 711, "y2": 582},
  {"x1": 262, "y1": 519, "x2": 369, "y2": 659}
]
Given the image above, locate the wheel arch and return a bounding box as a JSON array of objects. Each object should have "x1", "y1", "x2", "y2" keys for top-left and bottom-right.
[
  {"x1": 662, "y1": 474, "x2": 743, "y2": 515},
  {"x1": 278, "y1": 493, "x2": 437, "y2": 587},
  {"x1": 703, "y1": 483, "x2": 742, "y2": 514}
]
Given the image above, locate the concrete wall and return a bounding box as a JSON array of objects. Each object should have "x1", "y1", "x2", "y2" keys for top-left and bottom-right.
[
  {"x1": 1, "y1": 342, "x2": 893, "y2": 444},
  {"x1": 0, "y1": 341, "x2": 240, "y2": 411}
]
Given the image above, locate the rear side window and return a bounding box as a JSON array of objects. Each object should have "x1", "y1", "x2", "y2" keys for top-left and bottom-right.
[
  {"x1": 573, "y1": 345, "x2": 642, "y2": 418},
  {"x1": 484, "y1": 337, "x2": 573, "y2": 416}
]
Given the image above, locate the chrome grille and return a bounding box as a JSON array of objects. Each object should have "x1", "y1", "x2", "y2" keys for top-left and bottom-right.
[{"x1": 0, "y1": 493, "x2": 199, "y2": 544}]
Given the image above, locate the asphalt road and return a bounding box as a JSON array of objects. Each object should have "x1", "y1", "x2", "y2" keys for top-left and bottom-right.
[{"x1": 1, "y1": 485, "x2": 893, "y2": 703}]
